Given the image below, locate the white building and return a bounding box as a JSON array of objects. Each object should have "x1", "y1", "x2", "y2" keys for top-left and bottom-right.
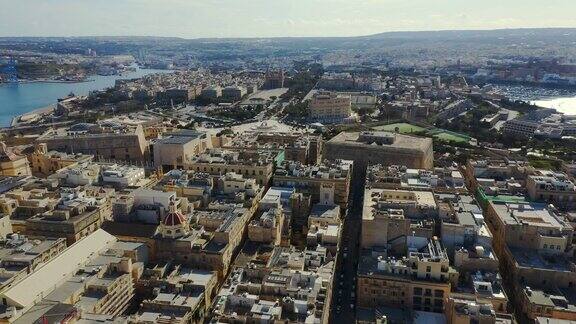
[{"x1": 101, "y1": 164, "x2": 146, "y2": 188}]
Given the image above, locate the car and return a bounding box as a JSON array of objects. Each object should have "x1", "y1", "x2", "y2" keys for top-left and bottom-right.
[{"x1": 350, "y1": 304, "x2": 355, "y2": 309}]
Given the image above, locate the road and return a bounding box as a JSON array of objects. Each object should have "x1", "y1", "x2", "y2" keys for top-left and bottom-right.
[{"x1": 329, "y1": 168, "x2": 366, "y2": 323}]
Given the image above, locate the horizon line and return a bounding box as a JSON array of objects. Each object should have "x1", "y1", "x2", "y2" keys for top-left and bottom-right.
[{"x1": 0, "y1": 26, "x2": 575, "y2": 41}]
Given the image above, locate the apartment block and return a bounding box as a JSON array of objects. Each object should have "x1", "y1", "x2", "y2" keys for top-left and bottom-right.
[
  {"x1": 187, "y1": 149, "x2": 276, "y2": 186},
  {"x1": 367, "y1": 164, "x2": 466, "y2": 193},
  {"x1": 526, "y1": 170, "x2": 576, "y2": 211},
  {"x1": 357, "y1": 238, "x2": 457, "y2": 313},
  {"x1": 309, "y1": 91, "x2": 353, "y2": 123},
  {"x1": 273, "y1": 159, "x2": 353, "y2": 210}
]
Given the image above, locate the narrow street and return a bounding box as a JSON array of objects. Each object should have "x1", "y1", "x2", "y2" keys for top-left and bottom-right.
[{"x1": 329, "y1": 168, "x2": 366, "y2": 323}]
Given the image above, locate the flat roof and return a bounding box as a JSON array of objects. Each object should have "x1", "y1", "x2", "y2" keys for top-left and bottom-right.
[
  {"x1": 1, "y1": 229, "x2": 116, "y2": 309},
  {"x1": 510, "y1": 247, "x2": 573, "y2": 272},
  {"x1": 327, "y1": 131, "x2": 432, "y2": 152},
  {"x1": 490, "y1": 202, "x2": 566, "y2": 228}
]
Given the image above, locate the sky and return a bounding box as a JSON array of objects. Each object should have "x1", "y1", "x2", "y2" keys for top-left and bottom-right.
[{"x1": 0, "y1": 0, "x2": 575, "y2": 38}]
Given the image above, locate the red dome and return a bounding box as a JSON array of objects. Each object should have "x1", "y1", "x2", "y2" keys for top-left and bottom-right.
[{"x1": 163, "y1": 212, "x2": 187, "y2": 227}]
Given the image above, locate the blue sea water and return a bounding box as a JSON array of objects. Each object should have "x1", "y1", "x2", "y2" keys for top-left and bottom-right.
[{"x1": 0, "y1": 67, "x2": 171, "y2": 126}]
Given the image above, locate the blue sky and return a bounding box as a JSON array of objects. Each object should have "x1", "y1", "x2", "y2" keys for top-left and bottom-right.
[{"x1": 0, "y1": 0, "x2": 574, "y2": 38}]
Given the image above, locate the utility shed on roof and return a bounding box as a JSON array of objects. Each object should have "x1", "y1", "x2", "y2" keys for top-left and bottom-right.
[{"x1": 0, "y1": 229, "x2": 117, "y2": 310}]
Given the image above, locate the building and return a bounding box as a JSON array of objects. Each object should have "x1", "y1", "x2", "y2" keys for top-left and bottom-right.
[
  {"x1": 444, "y1": 296, "x2": 512, "y2": 324},
  {"x1": 486, "y1": 201, "x2": 574, "y2": 258},
  {"x1": 24, "y1": 186, "x2": 114, "y2": 244},
  {"x1": 53, "y1": 162, "x2": 101, "y2": 186},
  {"x1": 526, "y1": 170, "x2": 576, "y2": 211},
  {"x1": 306, "y1": 204, "x2": 341, "y2": 251},
  {"x1": 357, "y1": 238, "x2": 457, "y2": 313},
  {"x1": 28, "y1": 143, "x2": 93, "y2": 177},
  {"x1": 187, "y1": 149, "x2": 277, "y2": 186},
  {"x1": 438, "y1": 194, "x2": 498, "y2": 273},
  {"x1": 212, "y1": 245, "x2": 335, "y2": 324},
  {"x1": 221, "y1": 86, "x2": 247, "y2": 102},
  {"x1": 156, "y1": 85, "x2": 202, "y2": 105},
  {"x1": 159, "y1": 170, "x2": 214, "y2": 206},
  {"x1": 223, "y1": 131, "x2": 323, "y2": 165},
  {"x1": 201, "y1": 86, "x2": 222, "y2": 100},
  {"x1": 485, "y1": 200, "x2": 576, "y2": 321},
  {"x1": 0, "y1": 234, "x2": 67, "y2": 292},
  {"x1": 367, "y1": 164, "x2": 466, "y2": 193},
  {"x1": 0, "y1": 143, "x2": 31, "y2": 177},
  {"x1": 273, "y1": 159, "x2": 353, "y2": 210},
  {"x1": 263, "y1": 70, "x2": 285, "y2": 89},
  {"x1": 0, "y1": 229, "x2": 145, "y2": 323},
  {"x1": 131, "y1": 267, "x2": 217, "y2": 323},
  {"x1": 317, "y1": 73, "x2": 356, "y2": 91},
  {"x1": 248, "y1": 208, "x2": 284, "y2": 245},
  {"x1": 153, "y1": 130, "x2": 216, "y2": 170},
  {"x1": 503, "y1": 109, "x2": 576, "y2": 139},
  {"x1": 100, "y1": 163, "x2": 146, "y2": 188},
  {"x1": 309, "y1": 91, "x2": 353, "y2": 123},
  {"x1": 37, "y1": 123, "x2": 149, "y2": 162},
  {"x1": 361, "y1": 188, "x2": 437, "y2": 250},
  {"x1": 154, "y1": 203, "x2": 255, "y2": 279},
  {"x1": 324, "y1": 131, "x2": 434, "y2": 173},
  {"x1": 519, "y1": 287, "x2": 576, "y2": 321},
  {"x1": 464, "y1": 158, "x2": 533, "y2": 194}
]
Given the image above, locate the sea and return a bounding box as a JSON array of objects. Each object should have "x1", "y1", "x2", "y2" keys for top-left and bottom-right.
[
  {"x1": 0, "y1": 67, "x2": 172, "y2": 127},
  {"x1": 530, "y1": 97, "x2": 576, "y2": 115},
  {"x1": 492, "y1": 84, "x2": 576, "y2": 115}
]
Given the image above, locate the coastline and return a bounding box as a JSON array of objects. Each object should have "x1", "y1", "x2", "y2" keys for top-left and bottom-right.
[
  {"x1": 0, "y1": 66, "x2": 172, "y2": 127},
  {"x1": 1, "y1": 79, "x2": 94, "y2": 85},
  {"x1": 11, "y1": 105, "x2": 55, "y2": 127},
  {"x1": 531, "y1": 96, "x2": 576, "y2": 116}
]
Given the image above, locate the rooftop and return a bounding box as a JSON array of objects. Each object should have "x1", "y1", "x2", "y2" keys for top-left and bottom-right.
[{"x1": 328, "y1": 131, "x2": 432, "y2": 152}]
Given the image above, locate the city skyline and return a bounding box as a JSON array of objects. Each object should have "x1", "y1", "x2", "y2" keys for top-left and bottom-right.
[{"x1": 0, "y1": 0, "x2": 574, "y2": 38}]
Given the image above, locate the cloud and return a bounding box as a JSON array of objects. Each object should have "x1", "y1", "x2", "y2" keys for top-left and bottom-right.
[{"x1": 0, "y1": 0, "x2": 574, "y2": 37}]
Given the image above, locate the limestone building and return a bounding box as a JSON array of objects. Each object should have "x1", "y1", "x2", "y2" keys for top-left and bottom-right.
[
  {"x1": 324, "y1": 131, "x2": 433, "y2": 173},
  {"x1": 309, "y1": 91, "x2": 353, "y2": 123},
  {"x1": 0, "y1": 142, "x2": 31, "y2": 177},
  {"x1": 28, "y1": 142, "x2": 93, "y2": 177},
  {"x1": 37, "y1": 123, "x2": 149, "y2": 162}
]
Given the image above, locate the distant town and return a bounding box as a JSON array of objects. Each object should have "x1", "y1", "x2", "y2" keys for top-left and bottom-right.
[{"x1": 0, "y1": 30, "x2": 575, "y2": 324}]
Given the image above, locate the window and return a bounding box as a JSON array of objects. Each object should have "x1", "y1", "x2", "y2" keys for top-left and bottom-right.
[
  {"x1": 413, "y1": 287, "x2": 423, "y2": 296},
  {"x1": 434, "y1": 290, "x2": 444, "y2": 298}
]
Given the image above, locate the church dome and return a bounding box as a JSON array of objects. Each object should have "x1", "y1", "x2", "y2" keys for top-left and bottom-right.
[{"x1": 163, "y1": 210, "x2": 186, "y2": 227}]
